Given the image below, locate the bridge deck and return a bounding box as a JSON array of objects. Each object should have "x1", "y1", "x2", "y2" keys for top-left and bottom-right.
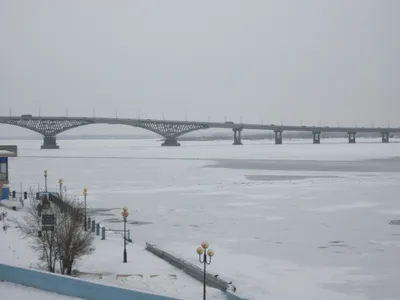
[{"x1": 0, "y1": 116, "x2": 397, "y2": 133}]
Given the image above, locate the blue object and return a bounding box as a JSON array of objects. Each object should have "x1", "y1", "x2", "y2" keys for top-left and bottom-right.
[
  {"x1": 1, "y1": 187, "x2": 9, "y2": 200},
  {"x1": 0, "y1": 263, "x2": 178, "y2": 300}
]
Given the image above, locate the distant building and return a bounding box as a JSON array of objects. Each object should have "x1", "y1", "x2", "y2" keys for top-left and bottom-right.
[{"x1": 0, "y1": 150, "x2": 16, "y2": 199}]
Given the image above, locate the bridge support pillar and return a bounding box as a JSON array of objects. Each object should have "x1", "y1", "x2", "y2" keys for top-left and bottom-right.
[
  {"x1": 274, "y1": 131, "x2": 283, "y2": 144},
  {"x1": 161, "y1": 137, "x2": 181, "y2": 146},
  {"x1": 382, "y1": 132, "x2": 389, "y2": 143},
  {"x1": 41, "y1": 136, "x2": 59, "y2": 149},
  {"x1": 312, "y1": 132, "x2": 321, "y2": 144},
  {"x1": 232, "y1": 129, "x2": 243, "y2": 145},
  {"x1": 348, "y1": 132, "x2": 356, "y2": 144}
]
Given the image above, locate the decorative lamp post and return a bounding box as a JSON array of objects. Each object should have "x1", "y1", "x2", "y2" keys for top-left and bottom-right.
[
  {"x1": 58, "y1": 178, "x2": 63, "y2": 200},
  {"x1": 44, "y1": 170, "x2": 48, "y2": 193},
  {"x1": 121, "y1": 207, "x2": 129, "y2": 263},
  {"x1": 83, "y1": 188, "x2": 87, "y2": 231},
  {"x1": 197, "y1": 242, "x2": 215, "y2": 300}
]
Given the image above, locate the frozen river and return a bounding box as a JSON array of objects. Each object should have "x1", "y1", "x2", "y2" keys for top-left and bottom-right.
[{"x1": 5, "y1": 138, "x2": 400, "y2": 300}]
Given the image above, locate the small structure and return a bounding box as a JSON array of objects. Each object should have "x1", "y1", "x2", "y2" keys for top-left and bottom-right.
[{"x1": 0, "y1": 150, "x2": 16, "y2": 199}]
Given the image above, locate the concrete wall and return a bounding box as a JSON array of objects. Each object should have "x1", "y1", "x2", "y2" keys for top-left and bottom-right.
[
  {"x1": 146, "y1": 243, "x2": 230, "y2": 291},
  {"x1": 0, "y1": 263, "x2": 178, "y2": 300},
  {"x1": 145, "y1": 243, "x2": 247, "y2": 299},
  {"x1": 0, "y1": 145, "x2": 17, "y2": 156}
]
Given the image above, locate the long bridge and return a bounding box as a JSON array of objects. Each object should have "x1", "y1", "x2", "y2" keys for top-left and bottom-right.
[{"x1": 0, "y1": 115, "x2": 397, "y2": 149}]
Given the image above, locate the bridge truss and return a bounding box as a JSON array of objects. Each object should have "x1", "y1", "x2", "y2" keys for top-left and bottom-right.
[{"x1": 0, "y1": 117, "x2": 209, "y2": 148}]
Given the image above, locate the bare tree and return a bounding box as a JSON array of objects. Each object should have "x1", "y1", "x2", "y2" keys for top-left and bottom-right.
[
  {"x1": 18, "y1": 195, "x2": 59, "y2": 272},
  {"x1": 17, "y1": 190, "x2": 95, "y2": 274},
  {"x1": 56, "y1": 198, "x2": 95, "y2": 275},
  {"x1": 0, "y1": 208, "x2": 9, "y2": 232}
]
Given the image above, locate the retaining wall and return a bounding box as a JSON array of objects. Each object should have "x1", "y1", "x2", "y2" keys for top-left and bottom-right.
[
  {"x1": 145, "y1": 243, "x2": 247, "y2": 299},
  {"x1": 0, "y1": 263, "x2": 178, "y2": 300}
]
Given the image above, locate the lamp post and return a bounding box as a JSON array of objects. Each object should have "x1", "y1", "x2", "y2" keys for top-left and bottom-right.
[
  {"x1": 197, "y1": 242, "x2": 215, "y2": 300},
  {"x1": 58, "y1": 178, "x2": 63, "y2": 200},
  {"x1": 44, "y1": 170, "x2": 48, "y2": 193},
  {"x1": 121, "y1": 207, "x2": 129, "y2": 263},
  {"x1": 83, "y1": 188, "x2": 87, "y2": 231}
]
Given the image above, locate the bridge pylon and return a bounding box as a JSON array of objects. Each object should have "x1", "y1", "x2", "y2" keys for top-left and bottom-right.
[
  {"x1": 161, "y1": 137, "x2": 181, "y2": 146},
  {"x1": 41, "y1": 136, "x2": 59, "y2": 149},
  {"x1": 232, "y1": 128, "x2": 243, "y2": 145},
  {"x1": 312, "y1": 132, "x2": 321, "y2": 144},
  {"x1": 382, "y1": 132, "x2": 389, "y2": 143},
  {"x1": 348, "y1": 132, "x2": 356, "y2": 144},
  {"x1": 274, "y1": 131, "x2": 283, "y2": 144}
]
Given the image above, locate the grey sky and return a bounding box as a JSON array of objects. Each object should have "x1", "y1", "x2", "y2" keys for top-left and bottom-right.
[{"x1": 0, "y1": 0, "x2": 399, "y2": 136}]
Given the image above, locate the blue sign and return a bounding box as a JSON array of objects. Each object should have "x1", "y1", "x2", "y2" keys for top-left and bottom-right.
[{"x1": 0, "y1": 157, "x2": 7, "y2": 163}]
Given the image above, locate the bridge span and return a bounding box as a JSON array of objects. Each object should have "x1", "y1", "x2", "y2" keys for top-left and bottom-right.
[{"x1": 0, "y1": 115, "x2": 397, "y2": 149}]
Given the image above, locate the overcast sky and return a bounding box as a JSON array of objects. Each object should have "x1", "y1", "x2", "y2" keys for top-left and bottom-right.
[{"x1": 0, "y1": 0, "x2": 399, "y2": 136}]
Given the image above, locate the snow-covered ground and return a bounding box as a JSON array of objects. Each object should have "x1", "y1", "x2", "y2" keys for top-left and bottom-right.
[
  {"x1": 0, "y1": 206, "x2": 224, "y2": 299},
  {"x1": 0, "y1": 282, "x2": 82, "y2": 300},
  {"x1": 2, "y1": 137, "x2": 400, "y2": 300}
]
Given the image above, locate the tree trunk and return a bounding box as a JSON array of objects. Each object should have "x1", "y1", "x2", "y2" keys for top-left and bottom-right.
[
  {"x1": 60, "y1": 262, "x2": 65, "y2": 274},
  {"x1": 66, "y1": 260, "x2": 73, "y2": 275}
]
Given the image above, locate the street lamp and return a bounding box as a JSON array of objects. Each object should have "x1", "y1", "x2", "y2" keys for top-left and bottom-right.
[
  {"x1": 44, "y1": 170, "x2": 48, "y2": 193},
  {"x1": 58, "y1": 178, "x2": 63, "y2": 200},
  {"x1": 197, "y1": 242, "x2": 215, "y2": 300},
  {"x1": 83, "y1": 188, "x2": 87, "y2": 231},
  {"x1": 121, "y1": 207, "x2": 129, "y2": 263}
]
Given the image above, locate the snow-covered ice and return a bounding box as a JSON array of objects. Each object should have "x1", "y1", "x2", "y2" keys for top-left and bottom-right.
[
  {"x1": 2, "y1": 137, "x2": 400, "y2": 299},
  {"x1": 0, "y1": 282, "x2": 82, "y2": 300}
]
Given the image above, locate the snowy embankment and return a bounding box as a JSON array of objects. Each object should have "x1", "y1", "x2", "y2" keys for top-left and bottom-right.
[{"x1": 0, "y1": 204, "x2": 225, "y2": 300}]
